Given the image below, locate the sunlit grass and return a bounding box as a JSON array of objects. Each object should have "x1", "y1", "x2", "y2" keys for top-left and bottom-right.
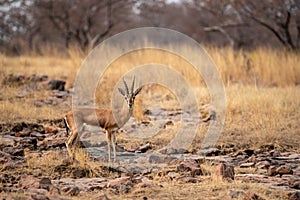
[{"x1": 0, "y1": 45, "x2": 299, "y2": 151}]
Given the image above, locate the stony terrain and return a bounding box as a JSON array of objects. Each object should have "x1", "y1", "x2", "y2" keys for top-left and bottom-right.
[
  {"x1": 0, "y1": 119, "x2": 299, "y2": 199},
  {"x1": 0, "y1": 73, "x2": 299, "y2": 200}
]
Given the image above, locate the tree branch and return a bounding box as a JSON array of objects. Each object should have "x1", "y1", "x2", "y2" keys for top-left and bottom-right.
[
  {"x1": 249, "y1": 15, "x2": 288, "y2": 47},
  {"x1": 281, "y1": 11, "x2": 294, "y2": 49},
  {"x1": 204, "y1": 23, "x2": 248, "y2": 47}
]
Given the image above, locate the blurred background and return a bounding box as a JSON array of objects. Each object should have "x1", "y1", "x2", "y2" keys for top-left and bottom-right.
[{"x1": 1, "y1": 0, "x2": 300, "y2": 55}]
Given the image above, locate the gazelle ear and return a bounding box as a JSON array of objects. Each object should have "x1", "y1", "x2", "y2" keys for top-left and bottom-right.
[
  {"x1": 134, "y1": 86, "x2": 142, "y2": 96},
  {"x1": 118, "y1": 88, "x2": 125, "y2": 96}
]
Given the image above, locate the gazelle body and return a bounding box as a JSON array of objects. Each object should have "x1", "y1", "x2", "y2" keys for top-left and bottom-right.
[{"x1": 64, "y1": 77, "x2": 142, "y2": 162}]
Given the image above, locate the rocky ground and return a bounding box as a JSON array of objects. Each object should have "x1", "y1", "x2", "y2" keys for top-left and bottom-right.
[
  {"x1": 0, "y1": 120, "x2": 299, "y2": 199},
  {"x1": 0, "y1": 74, "x2": 299, "y2": 199}
]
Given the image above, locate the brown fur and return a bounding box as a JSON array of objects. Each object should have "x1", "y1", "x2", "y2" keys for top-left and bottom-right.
[
  {"x1": 64, "y1": 77, "x2": 142, "y2": 163},
  {"x1": 65, "y1": 108, "x2": 129, "y2": 162}
]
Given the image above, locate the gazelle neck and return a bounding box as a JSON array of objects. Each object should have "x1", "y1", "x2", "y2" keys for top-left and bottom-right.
[
  {"x1": 128, "y1": 107, "x2": 133, "y2": 116},
  {"x1": 116, "y1": 106, "x2": 134, "y2": 127}
]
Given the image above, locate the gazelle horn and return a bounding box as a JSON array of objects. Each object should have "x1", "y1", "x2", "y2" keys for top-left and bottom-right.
[
  {"x1": 122, "y1": 77, "x2": 129, "y2": 95},
  {"x1": 131, "y1": 76, "x2": 135, "y2": 94}
]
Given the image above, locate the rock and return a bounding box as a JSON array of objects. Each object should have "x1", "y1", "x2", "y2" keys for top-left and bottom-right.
[
  {"x1": 231, "y1": 150, "x2": 247, "y2": 157},
  {"x1": 19, "y1": 137, "x2": 38, "y2": 150},
  {"x1": 1, "y1": 160, "x2": 23, "y2": 171},
  {"x1": 228, "y1": 190, "x2": 245, "y2": 198},
  {"x1": 0, "y1": 156, "x2": 8, "y2": 164},
  {"x1": 268, "y1": 166, "x2": 277, "y2": 176},
  {"x1": 163, "y1": 120, "x2": 174, "y2": 128},
  {"x1": 96, "y1": 194, "x2": 110, "y2": 200},
  {"x1": 270, "y1": 150, "x2": 281, "y2": 157},
  {"x1": 215, "y1": 163, "x2": 235, "y2": 180},
  {"x1": 287, "y1": 153, "x2": 300, "y2": 159},
  {"x1": 16, "y1": 91, "x2": 29, "y2": 98},
  {"x1": 255, "y1": 161, "x2": 270, "y2": 169},
  {"x1": 240, "y1": 162, "x2": 255, "y2": 168},
  {"x1": 39, "y1": 178, "x2": 52, "y2": 191},
  {"x1": 49, "y1": 186, "x2": 61, "y2": 195},
  {"x1": 38, "y1": 138, "x2": 66, "y2": 150},
  {"x1": 3, "y1": 147, "x2": 24, "y2": 156},
  {"x1": 15, "y1": 128, "x2": 31, "y2": 137},
  {"x1": 0, "y1": 193, "x2": 14, "y2": 200},
  {"x1": 246, "y1": 155, "x2": 257, "y2": 163},
  {"x1": 199, "y1": 147, "x2": 221, "y2": 156},
  {"x1": 52, "y1": 177, "x2": 107, "y2": 192},
  {"x1": 31, "y1": 193, "x2": 50, "y2": 200},
  {"x1": 29, "y1": 74, "x2": 48, "y2": 82},
  {"x1": 11, "y1": 122, "x2": 27, "y2": 132},
  {"x1": 19, "y1": 175, "x2": 40, "y2": 189},
  {"x1": 159, "y1": 148, "x2": 188, "y2": 154},
  {"x1": 135, "y1": 142, "x2": 152, "y2": 153},
  {"x1": 201, "y1": 108, "x2": 216, "y2": 122},
  {"x1": 45, "y1": 126, "x2": 59, "y2": 135},
  {"x1": 273, "y1": 155, "x2": 300, "y2": 160},
  {"x1": 254, "y1": 149, "x2": 263, "y2": 154},
  {"x1": 0, "y1": 135, "x2": 17, "y2": 147},
  {"x1": 107, "y1": 176, "x2": 131, "y2": 188},
  {"x1": 167, "y1": 172, "x2": 180, "y2": 179},
  {"x1": 12, "y1": 122, "x2": 45, "y2": 134},
  {"x1": 117, "y1": 184, "x2": 130, "y2": 194},
  {"x1": 176, "y1": 176, "x2": 198, "y2": 183},
  {"x1": 48, "y1": 80, "x2": 66, "y2": 91},
  {"x1": 0, "y1": 151, "x2": 11, "y2": 161},
  {"x1": 289, "y1": 191, "x2": 300, "y2": 200},
  {"x1": 289, "y1": 176, "x2": 300, "y2": 189},
  {"x1": 148, "y1": 154, "x2": 178, "y2": 164},
  {"x1": 129, "y1": 143, "x2": 152, "y2": 153},
  {"x1": 29, "y1": 123, "x2": 46, "y2": 134},
  {"x1": 244, "y1": 149, "x2": 255, "y2": 157},
  {"x1": 72, "y1": 168, "x2": 89, "y2": 178},
  {"x1": 175, "y1": 148, "x2": 189, "y2": 154},
  {"x1": 276, "y1": 166, "x2": 293, "y2": 176},
  {"x1": 133, "y1": 176, "x2": 152, "y2": 186},
  {"x1": 53, "y1": 90, "x2": 69, "y2": 98},
  {"x1": 31, "y1": 131, "x2": 45, "y2": 141},
  {"x1": 65, "y1": 186, "x2": 80, "y2": 196},
  {"x1": 244, "y1": 190, "x2": 265, "y2": 200},
  {"x1": 2, "y1": 74, "x2": 26, "y2": 86},
  {"x1": 177, "y1": 160, "x2": 202, "y2": 176}
]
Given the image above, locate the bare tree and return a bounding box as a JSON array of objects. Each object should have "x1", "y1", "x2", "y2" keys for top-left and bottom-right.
[
  {"x1": 2, "y1": 0, "x2": 300, "y2": 54},
  {"x1": 192, "y1": 0, "x2": 300, "y2": 50},
  {"x1": 0, "y1": 0, "x2": 33, "y2": 54},
  {"x1": 31, "y1": 0, "x2": 117, "y2": 51},
  {"x1": 192, "y1": 0, "x2": 249, "y2": 48},
  {"x1": 233, "y1": 0, "x2": 300, "y2": 51}
]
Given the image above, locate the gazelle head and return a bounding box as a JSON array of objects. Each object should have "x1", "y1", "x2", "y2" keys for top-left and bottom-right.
[{"x1": 118, "y1": 76, "x2": 142, "y2": 110}]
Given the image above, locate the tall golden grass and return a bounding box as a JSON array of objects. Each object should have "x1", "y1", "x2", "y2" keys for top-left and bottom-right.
[
  {"x1": 1, "y1": 46, "x2": 299, "y2": 87},
  {"x1": 0, "y1": 45, "x2": 299, "y2": 150}
]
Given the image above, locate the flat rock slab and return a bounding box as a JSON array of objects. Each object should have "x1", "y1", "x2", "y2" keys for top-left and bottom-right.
[{"x1": 52, "y1": 178, "x2": 107, "y2": 192}]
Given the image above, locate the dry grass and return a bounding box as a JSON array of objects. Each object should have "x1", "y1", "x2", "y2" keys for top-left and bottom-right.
[
  {"x1": 208, "y1": 47, "x2": 300, "y2": 87},
  {"x1": 24, "y1": 149, "x2": 114, "y2": 179},
  {"x1": 107, "y1": 175, "x2": 291, "y2": 200},
  {"x1": 191, "y1": 85, "x2": 300, "y2": 151},
  {"x1": 0, "y1": 45, "x2": 299, "y2": 151}
]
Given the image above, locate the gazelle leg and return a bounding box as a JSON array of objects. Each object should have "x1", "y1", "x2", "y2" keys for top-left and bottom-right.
[
  {"x1": 106, "y1": 130, "x2": 111, "y2": 163},
  {"x1": 65, "y1": 130, "x2": 78, "y2": 161},
  {"x1": 65, "y1": 124, "x2": 85, "y2": 161},
  {"x1": 112, "y1": 132, "x2": 117, "y2": 163}
]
